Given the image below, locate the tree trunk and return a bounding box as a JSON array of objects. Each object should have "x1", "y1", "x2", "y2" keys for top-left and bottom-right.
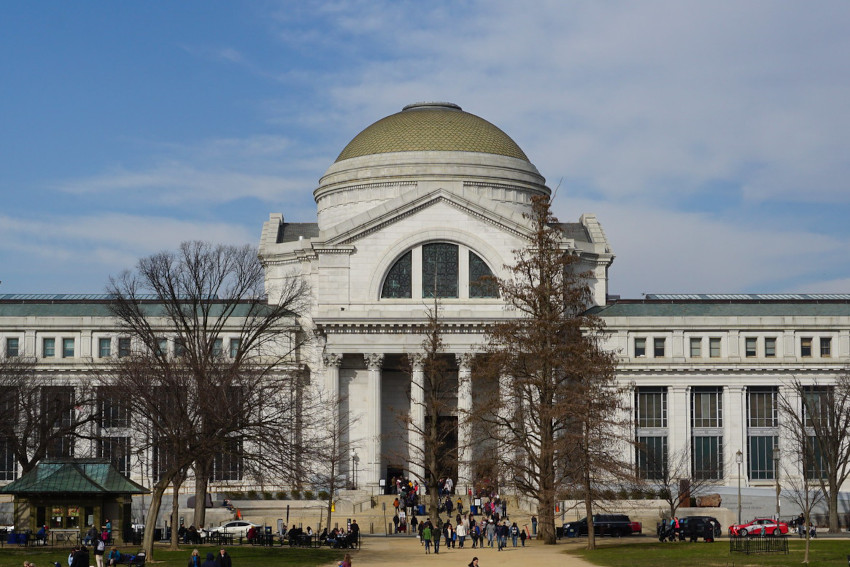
[
  {"x1": 584, "y1": 469, "x2": 596, "y2": 550},
  {"x1": 193, "y1": 459, "x2": 211, "y2": 529},
  {"x1": 538, "y1": 491, "x2": 555, "y2": 544},
  {"x1": 170, "y1": 478, "x2": 181, "y2": 550},
  {"x1": 142, "y1": 479, "x2": 170, "y2": 560},
  {"x1": 828, "y1": 481, "x2": 840, "y2": 533}
]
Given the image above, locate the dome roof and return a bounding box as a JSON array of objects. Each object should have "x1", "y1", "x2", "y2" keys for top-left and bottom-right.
[{"x1": 335, "y1": 102, "x2": 529, "y2": 163}]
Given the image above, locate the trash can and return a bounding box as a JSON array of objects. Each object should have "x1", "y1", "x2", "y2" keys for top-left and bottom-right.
[
  {"x1": 566, "y1": 527, "x2": 577, "y2": 538},
  {"x1": 470, "y1": 505, "x2": 478, "y2": 516},
  {"x1": 417, "y1": 505, "x2": 425, "y2": 515}
]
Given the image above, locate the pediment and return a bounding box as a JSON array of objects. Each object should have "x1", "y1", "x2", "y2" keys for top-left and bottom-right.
[{"x1": 319, "y1": 186, "x2": 536, "y2": 246}]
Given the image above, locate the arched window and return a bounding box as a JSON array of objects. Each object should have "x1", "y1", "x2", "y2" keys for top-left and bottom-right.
[
  {"x1": 380, "y1": 243, "x2": 498, "y2": 299},
  {"x1": 381, "y1": 250, "x2": 412, "y2": 298}
]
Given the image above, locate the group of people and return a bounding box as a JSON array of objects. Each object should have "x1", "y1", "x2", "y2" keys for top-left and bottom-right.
[
  {"x1": 418, "y1": 515, "x2": 529, "y2": 553},
  {"x1": 792, "y1": 513, "x2": 817, "y2": 538},
  {"x1": 177, "y1": 524, "x2": 208, "y2": 544},
  {"x1": 186, "y1": 549, "x2": 230, "y2": 567}
]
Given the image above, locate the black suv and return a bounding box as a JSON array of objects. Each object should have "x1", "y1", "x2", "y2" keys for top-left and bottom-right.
[
  {"x1": 559, "y1": 514, "x2": 633, "y2": 538},
  {"x1": 680, "y1": 516, "x2": 721, "y2": 540}
]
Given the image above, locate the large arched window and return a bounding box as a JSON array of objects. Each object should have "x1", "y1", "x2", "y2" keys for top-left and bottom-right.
[{"x1": 380, "y1": 243, "x2": 498, "y2": 299}]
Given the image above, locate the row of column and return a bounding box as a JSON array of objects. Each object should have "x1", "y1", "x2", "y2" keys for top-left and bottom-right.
[{"x1": 322, "y1": 352, "x2": 475, "y2": 491}]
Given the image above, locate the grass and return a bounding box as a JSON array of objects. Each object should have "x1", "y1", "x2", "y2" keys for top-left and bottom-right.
[
  {"x1": 0, "y1": 545, "x2": 343, "y2": 567},
  {"x1": 568, "y1": 538, "x2": 850, "y2": 567}
]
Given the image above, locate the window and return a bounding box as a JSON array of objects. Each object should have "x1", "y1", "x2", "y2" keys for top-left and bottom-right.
[
  {"x1": 801, "y1": 337, "x2": 812, "y2": 357},
  {"x1": 229, "y1": 338, "x2": 241, "y2": 358},
  {"x1": 653, "y1": 338, "x2": 666, "y2": 358},
  {"x1": 381, "y1": 243, "x2": 497, "y2": 299},
  {"x1": 41, "y1": 386, "x2": 75, "y2": 459},
  {"x1": 62, "y1": 338, "x2": 75, "y2": 358},
  {"x1": 98, "y1": 388, "x2": 130, "y2": 428},
  {"x1": 98, "y1": 338, "x2": 111, "y2": 358},
  {"x1": 174, "y1": 338, "x2": 186, "y2": 358},
  {"x1": 43, "y1": 338, "x2": 55, "y2": 358},
  {"x1": 155, "y1": 337, "x2": 167, "y2": 356},
  {"x1": 468, "y1": 251, "x2": 498, "y2": 298},
  {"x1": 422, "y1": 243, "x2": 459, "y2": 298},
  {"x1": 804, "y1": 436, "x2": 828, "y2": 480},
  {"x1": 0, "y1": 438, "x2": 16, "y2": 481},
  {"x1": 118, "y1": 338, "x2": 131, "y2": 358},
  {"x1": 749, "y1": 436, "x2": 777, "y2": 480},
  {"x1": 636, "y1": 387, "x2": 667, "y2": 428},
  {"x1": 709, "y1": 338, "x2": 721, "y2": 358},
  {"x1": 636, "y1": 436, "x2": 667, "y2": 480},
  {"x1": 98, "y1": 437, "x2": 131, "y2": 476},
  {"x1": 692, "y1": 436, "x2": 723, "y2": 480},
  {"x1": 692, "y1": 388, "x2": 722, "y2": 428},
  {"x1": 213, "y1": 338, "x2": 223, "y2": 357},
  {"x1": 820, "y1": 337, "x2": 832, "y2": 357},
  {"x1": 745, "y1": 337, "x2": 757, "y2": 358},
  {"x1": 634, "y1": 338, "x2": 646, "y2": 357},
  {"x1": 689, "y1": 338, "x2": 702, "y2": 358},
  {"x1": 5, "y1": 338, "x2": 19, "y2": 357},
  {"x1": 803, "y1": 386, "x2": 831, "y2": 429},
  {"x1": 211, "y1": 438, "x2": 243, "y2": 481},
  {"x1": 748, "y1": 387, "x2": 777, "y2": 428},
  {"x1": 765, "y1": 337, "x2": 776, "y2": 358}
]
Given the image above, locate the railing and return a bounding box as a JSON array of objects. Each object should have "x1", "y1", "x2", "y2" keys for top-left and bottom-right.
[{"x1": 729, "y1": 535, "x2": 789, "y2": 555}]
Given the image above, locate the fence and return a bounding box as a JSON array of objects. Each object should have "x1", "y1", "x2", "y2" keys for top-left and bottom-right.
[{"x1": 729, "y1": 535, "x2": 789, "y2": 555}]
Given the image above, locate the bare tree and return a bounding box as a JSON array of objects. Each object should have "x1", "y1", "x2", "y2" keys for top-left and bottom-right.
[
  {"x1": 635, "y1": 443, "x2": 722, "y2": 519},
  {"x1": 779, "y1": 459, "x2": 824, "y2": 565},
  {"x1": 474, "y1": 196, "x2": 626, "y2": 547},
  {"x1": 105, "y1": 241, "x2": 311, "y2": 557},
  {"x1": 0, "y1": 355, "x2": 100, "y2": 475},
  {"x1": 778, "y1": 376, "x2": 850, "y2": 533}
]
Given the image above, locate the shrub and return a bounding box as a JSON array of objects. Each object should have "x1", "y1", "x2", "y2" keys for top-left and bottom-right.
[
  {"x1": 262, "y1": 491, "x2": 274, "y2": 500},
  {"x1": 276, "y1": 491, "x2": 288, "y2": 500},
  {"x1": 318, "y1": 490, "x2": 330, "y2": 501},
  {"x1": 247, "y1": 490, "x2": 258, "y2": 500},
  {"x1": 304, "y1": 490, "x2": 315, "y2": 500},
  {"x1": 291, "y1": 489, "x2": 301, "y2": 500}
]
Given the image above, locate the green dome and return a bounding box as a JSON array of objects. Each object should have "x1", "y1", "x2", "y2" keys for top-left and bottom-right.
[{"x1": 335, "y1": 102, "x2": 529, "y2": 163}]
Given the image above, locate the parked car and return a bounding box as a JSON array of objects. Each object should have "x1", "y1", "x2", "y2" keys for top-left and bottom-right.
[
  {"x1": 560, "y1": 514, "x2": 634, "y2": 537},
  {"x1": 680, "y1": 516, "x2": 721, "y2": 539},
  {"x1": 728, "y1": 518, "x2": 789, "y2": 536},
  {"x1": 208, "y1": 520, "x2": 258, "y2": 537}
]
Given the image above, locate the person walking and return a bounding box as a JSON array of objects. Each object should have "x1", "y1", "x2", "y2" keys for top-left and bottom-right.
[
  {"x1": 485, "y1": 521, "x2": 496, "y2": 548},
  {"x1": 201, "y1": 553, "x2": 215, "y2": 567},
  {"x1": 422, "y1": 524, "x2": 432, "y2": 554},
  {"x1": 456, "y1": 521, "x2": 467, "y2": 548},
  {"x1": 510, "y1": 523, "x2": 519, "y2": 547},
  {"x1": 213, "y1": 549, "x2": 231, "y2": 567},
  {"x1": 93, "y1": 536, "x2": 106, "y2": 567}
]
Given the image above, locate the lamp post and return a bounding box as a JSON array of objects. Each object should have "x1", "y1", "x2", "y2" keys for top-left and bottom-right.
[
  {"x1": 774, "y1": 448, "x2": 781, "y2": 520},
  {"x1": 351, "y1": 452, "x2": 359, "y2": 490},
  {"x1": 736, "y1": 449, "x2": 743, "y2": 525}
]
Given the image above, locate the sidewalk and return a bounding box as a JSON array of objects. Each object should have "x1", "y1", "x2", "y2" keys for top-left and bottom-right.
[{"x1": 323, "y1": 536, "x2": 598, "y2": 567}]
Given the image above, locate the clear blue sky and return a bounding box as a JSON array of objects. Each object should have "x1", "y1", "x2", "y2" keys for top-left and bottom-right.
[{"x1": 2, "y1": 1, "x2": 849, "y2": 298}]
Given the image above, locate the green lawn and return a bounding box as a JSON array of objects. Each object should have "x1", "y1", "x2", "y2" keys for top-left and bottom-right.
[
  {"x1": 569, "y1": 539, "x2": 850, "y2": 567},
  {"x1": 0, "y1": 545, "x2": 343, "y2": 567}
]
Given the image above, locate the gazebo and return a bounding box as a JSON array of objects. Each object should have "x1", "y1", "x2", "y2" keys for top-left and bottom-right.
[{"x1": 1, "y1": 459, "x2": 148, "y2": 543}]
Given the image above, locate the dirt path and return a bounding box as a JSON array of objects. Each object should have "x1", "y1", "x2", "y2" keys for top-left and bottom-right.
[{"x1": 324, "y1": 536, "x2": 598, "y2": 567}]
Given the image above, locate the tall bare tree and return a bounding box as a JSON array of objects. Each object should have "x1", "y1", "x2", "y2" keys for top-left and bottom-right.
[
  {"x1": 0, "y1": 355, "x2": 100, "y2": 475},
  {"x1": 105, "y1": 241, "x2": 311, "y2": 556},
  {"x1": 474, "y1": 195, "x2": 625, "y2": 548},
  {"x1": 778, "y1": 376, "x2": 850, "y2": 533}
]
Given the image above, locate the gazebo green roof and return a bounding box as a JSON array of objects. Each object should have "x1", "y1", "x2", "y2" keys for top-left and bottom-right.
[{"x1": 0, "y1": 459, "x2": 148, "y2": 495}]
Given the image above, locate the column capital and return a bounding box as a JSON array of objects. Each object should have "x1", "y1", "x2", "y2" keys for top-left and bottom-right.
[
  {"x1": 323, "y1": 353, "x2": 343, "y2": 367},
  {"x1": 455, "y1": 352, "x2": 475, "y2": 371},
  {"x1": 364, "y1": 353, "x2": 384, "y2": 370},
  {"x1": 411, "y1": 353, "x2": 425, "y2": 370}
]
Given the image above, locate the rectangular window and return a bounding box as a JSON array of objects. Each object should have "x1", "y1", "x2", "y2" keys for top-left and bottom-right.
[
  {"x1": 43, "y1": 338, "x2": 55, "y2": 358},
  {"x1": 5, "y1": 338, "x2": 19, "y2": 357},
  {"x1": 98, "y1": 388, "x2": 130, "y2": 428},
  {"x1": 749, "y1": 436, "x2": 777, "y2": 480},
  {"x1": 805, "y1": 436, "x2": 828, "y2": 480},
  {"x1": 118, "y1": 338, "x2": 131, "y2": 358},
  {"x1": 748, "y1": 387, "x2": 778, "y2": 428},
  {"x1": 653, "y1": 338, "x2": 666, "y2": 358},
  {"x1": 98, "y1": 437, "x2": 131, "y2": 477},
  {"x1": 155, "y1": 337, "x2": 167, "y2": 356},
  {"x1": 709, "y1": 337, "x2": 721, "y2": 358},
  {"x1": 765, "y1": 337, "x2": 776, "y2": 357},
  {"x1": 174, "y1": 338, "x2": 186, "y2": 358},
  {"x1": 211, "y1": 438, "x2": 243, "y2": 481},
  {"x1": 692, "y1": 387, "x2": 723, "y2": 428},
  {"x1": 803, "y1": 386, "x2": 831, "y2": 429},
  {"x1": 42, "y1": 386, "x2": 75, "y2": 459},
  {"x1": 636, "y1": 436, "x2": 667, "y2": 480},
  {"x1": 229, "y1": 338, "x2": 241, "y2": 358},
  {"x1": 801, "y1": 337, "x2": 812, "y2": 357},
  {"x1": 745, "y1": 337, "x2": 757, "y2": 358},
  {"x1": 692, "y1": 436, "x2": 723, "y2": 480},
  {"x1": 820, "y1": 337, "x2": 832, "y2": 357},
  {"x1": 98, "y1": 338, "x2": 111, "y2": 358},
  {"x1": 0, "y1": 438, "x2": 16, "y2": 481},
  {"x1": 634, "y1": 338, "x2": 646, "y2": 358},
  {"x1": 689, "y1": 337, "x2": 702, "y2": 358},
  {"x1": 62, "y1": 338, "x2": 75, "y2": 358},
  {"x1": 213, "y1": 338, "x2": 223, "y2": 357},
  {"x1": 636, "y1": 387, "x2": 667, "y2": 428}
]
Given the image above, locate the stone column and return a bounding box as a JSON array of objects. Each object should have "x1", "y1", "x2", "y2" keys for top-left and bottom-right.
[
  {"x1": 409, "y1": 354, "x2": 425, "y2": 482},
  {"x1": 456, "y1": 353, "x2": 474, "y2": 495},
  {"x1": 364, "y1": 353, "x2": 384, "y2": 488},
  {"x1": 667, "y1": 385, "x2": 690, "y2": 461},
  {"x1": 323, "y1": 353, "x2": 342, "y2": 403},
  {"x1": 725, "y1": 386, "x2": 746, "y2": 486}
]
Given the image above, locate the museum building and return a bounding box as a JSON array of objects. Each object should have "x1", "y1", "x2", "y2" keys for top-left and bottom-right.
[{"x1": 1, "y1": 102, "x2": 848, "y2": 497}]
